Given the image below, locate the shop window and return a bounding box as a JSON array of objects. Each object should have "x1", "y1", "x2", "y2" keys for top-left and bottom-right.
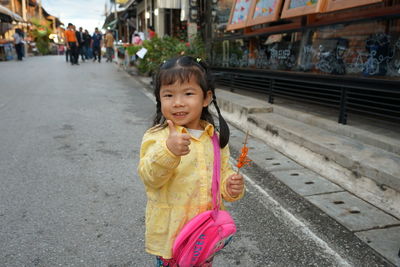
[
  {"x1": 302, "y1": 19, "x2": 400, "y2": 79},
  {"x1": 215, "y1": 0, "x2": 234, "y2": 24},
  {"x1": 212, "y1": 18, "x2": 400, "y2": 80},
  {"x1": 211, "y1": 39, "x2": 249, "y2": 68},
  {"x1": 212, "y1": 0, "x2": 234, "y2": 38},
  {"x1": 253, "y1": 33, "x2": 301, "y2": 70}
]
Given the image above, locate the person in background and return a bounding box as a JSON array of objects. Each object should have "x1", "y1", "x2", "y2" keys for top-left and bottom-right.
[
  {"x1": 91, "y1": 27, "x2": 102, "y2": 63},
  {"x1": 83, "y1": 29, "x2": 92, "y2": 59},
  {"x1": 13, "y1": 28, "x2": 24, "y2": 61},
  {"x1": 132, "y1": 33, "x2": 143, "y2": 46},
  {"x1": 65, "y1": 23, "x2": 79, "y2": 65},
  {"x1": 147, "y1": 26, "x2": 156, "y2": 40},
  {"x1": 76, "y1": 27, "x2": 85, "y2": 62},
  {"x1": 104, "y1": 30, "x2": 115, "y2": 63}
]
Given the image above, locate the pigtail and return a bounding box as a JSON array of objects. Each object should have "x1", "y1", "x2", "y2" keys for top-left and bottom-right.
[
  {"x1": 212, "y1": 96, "x2": 230, "y2": 148},
  {"x1": 201, "y1": 59, "x2": 230, "y2": 148}
]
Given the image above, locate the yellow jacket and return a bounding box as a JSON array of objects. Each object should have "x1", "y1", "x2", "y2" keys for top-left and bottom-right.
[{"x1": 138, "y1": 121, "x2": 244, "y2": 258}]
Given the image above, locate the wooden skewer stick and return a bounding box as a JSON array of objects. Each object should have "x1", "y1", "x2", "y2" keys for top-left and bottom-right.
[{"x1": 237, "y1": 130, "x2": 250, "y2": 174}]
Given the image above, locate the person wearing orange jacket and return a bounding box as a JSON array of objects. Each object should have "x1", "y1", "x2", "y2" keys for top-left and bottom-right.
[{"x1": 65, "y1": 23, "x2": 79, "y2": 65}]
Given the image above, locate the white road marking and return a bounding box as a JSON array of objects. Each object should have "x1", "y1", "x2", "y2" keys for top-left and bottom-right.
[{"x1": 235, "y1": 163, "x2": 352, "y2": 267}]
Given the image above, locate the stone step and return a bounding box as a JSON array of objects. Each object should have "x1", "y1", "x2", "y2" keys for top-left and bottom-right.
[
  {"x1": 247, "y1": 112, "x2": 400, "y2": 194},
  {"x1": 215, "y1": 89, "x2": 273, "y2": 116},
  {"x1": 271, "y1": 104, "x2": 400, "y2": 155}
]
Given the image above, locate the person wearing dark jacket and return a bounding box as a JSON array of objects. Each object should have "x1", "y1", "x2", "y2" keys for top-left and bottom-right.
[
  {"x1": 83, "y1": 29, "x2": 92, "y2": 59},
  {"x1": 76, "y1": 27, "x2": 85, "y2": 62},
  {"x1": 91, "y1": 28, "x2": 103, "y2": 63},
  {"x1": 13, "y1": 28, "x2": 24, "y2": 61}
]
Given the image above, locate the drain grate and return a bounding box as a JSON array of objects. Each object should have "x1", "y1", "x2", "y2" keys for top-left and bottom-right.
[
  {"x1": 271, "y1": 169, "x2": 343, "y2": 196},
  {"x1": 306, "y1": 191, "x2": 400, "y2": 231}
]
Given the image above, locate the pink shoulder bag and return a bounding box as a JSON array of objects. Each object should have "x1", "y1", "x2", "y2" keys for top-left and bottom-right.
[{"x1": 172, "y1": 133, "x2": 237, "y2": 267}]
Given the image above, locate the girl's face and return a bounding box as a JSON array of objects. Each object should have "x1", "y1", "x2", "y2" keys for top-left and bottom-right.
[{"x1": 159, "y1": 76, "x2": 212, "y2": 130}]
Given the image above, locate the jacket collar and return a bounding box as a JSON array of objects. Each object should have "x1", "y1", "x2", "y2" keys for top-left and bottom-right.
[{"x1": 175, "y1": 121, "x2": 215, "y2": 137}]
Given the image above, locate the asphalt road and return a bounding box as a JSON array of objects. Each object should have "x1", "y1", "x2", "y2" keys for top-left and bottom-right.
[{"x1": 0, "y1": 56, "x2": 391, "y2": 266}]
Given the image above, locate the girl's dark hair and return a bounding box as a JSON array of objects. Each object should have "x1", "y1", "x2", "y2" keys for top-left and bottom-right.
[{"x1": 153, "y1": 55, "x2": 230, "y2": 148}]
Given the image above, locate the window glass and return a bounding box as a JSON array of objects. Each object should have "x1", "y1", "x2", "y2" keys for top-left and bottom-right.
[
  {"x1": 211, "y1": 18, "x2": 400, "y2": 80},
  {"x1": 211, "y1": 39, "x2": 249, "y2": 68},
  {"x1": 254, "y1": 32, "x2": 301, "y2": 70},
  {"x1": 305, "y1": 19, "x2": 400, "y2": 78},
  {"x1": 212, "y1": 0, "x2": 235, "y2": 38}
]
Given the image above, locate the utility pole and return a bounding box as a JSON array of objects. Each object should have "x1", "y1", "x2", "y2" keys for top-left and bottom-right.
[
  {"x1": 114, "y1": 0, "x2": 118, "y2": 41},
  {"x1": 39, "y1": 0, "x2": 43, "y2": 20},
  {"x1": 21, "y1": 0, "x2": 28, "y2": 56},
  {"x1": 10, "y1": 0, "x2": 15, "y2": 13},
  {"x1": 144, "y1": 0, "x2": 147, "y2": 34},
  {"x1": 22, "y1": 0, "x2": 26, "y2": 21}
]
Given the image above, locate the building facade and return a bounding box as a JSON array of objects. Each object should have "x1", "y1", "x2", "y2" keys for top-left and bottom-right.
[{"x1": 208, "y1": 0, "x2": 400, "y2": 124}]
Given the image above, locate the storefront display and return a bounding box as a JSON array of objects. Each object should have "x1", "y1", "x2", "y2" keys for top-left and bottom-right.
[{"x1": 212, "y1": 18, "x2": 400, "y2": 79}]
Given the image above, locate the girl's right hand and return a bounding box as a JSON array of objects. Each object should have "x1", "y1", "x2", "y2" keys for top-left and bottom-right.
[{"x1": 166, "y1": 120, "x2": 191, "y2": 156}]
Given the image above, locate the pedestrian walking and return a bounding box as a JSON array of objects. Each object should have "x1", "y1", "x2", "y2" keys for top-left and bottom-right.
[
  {"x1": 91, "y1": 27, "x2": 102, "y2": 63},
  {"x1": 104, "y1": 30, "x2": 114, "y2": 63},
  {"x1": 83, "y1": 29, "x2": 92, "y2": 59},
  {"x1": 137, "y1": 56, "x2": 245, "y2": 266},
  {"x1": 76, "y1": 27, "x2": 85, "y2": 62},
  {"x1": 65, "y1": 23, "x2": 79, "y2": 65},
  {"x1": 13, "y1": 28, "x2": 24, "y2": 61},
  {"x1": 147, "y1": 26, "x2": 156, "y2": 39}
]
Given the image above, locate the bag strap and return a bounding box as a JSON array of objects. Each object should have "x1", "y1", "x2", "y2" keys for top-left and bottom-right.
[{"x1": 211, "y1": 133, "x2": 221, "y2": 216}]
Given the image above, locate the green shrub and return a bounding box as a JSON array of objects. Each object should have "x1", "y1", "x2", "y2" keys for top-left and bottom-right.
[
  {"x1": 30, "y1": 17, "x2": 52, "y2": 55},
  {"x1": 135, "y1": 35, "x2": 205, "y2": 75},
  {"x1": 125, "y1": 45, "x2": 142, "y2": 56}
]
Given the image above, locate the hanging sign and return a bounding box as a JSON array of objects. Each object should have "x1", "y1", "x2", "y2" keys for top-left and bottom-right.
[
  {"x1": 247, "y1": 0, "x2": 284, "y2": 27},
  {"x1": 324, "y1": 0, "x2": 383, "y2": 12},
  {"x1": 227, "y1": 0, "x2": 253, "y2": 30},
  {"x1": 281, "y1": 0, "x2": 325, "y2": 18}
]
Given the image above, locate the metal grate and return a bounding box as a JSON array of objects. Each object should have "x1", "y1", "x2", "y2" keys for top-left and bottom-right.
[{"x1": 212, "y1": 68, "x2": 400, "y2": 124}]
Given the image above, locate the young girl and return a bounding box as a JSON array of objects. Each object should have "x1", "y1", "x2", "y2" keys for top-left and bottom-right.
[{"x1": 138, "y1": 56, "x2": 245, "y2": 266}]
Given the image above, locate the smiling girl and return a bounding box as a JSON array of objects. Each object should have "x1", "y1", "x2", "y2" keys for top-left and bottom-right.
[{"x1": 138, "y1": 56, "x2": 245, "y2": 266}]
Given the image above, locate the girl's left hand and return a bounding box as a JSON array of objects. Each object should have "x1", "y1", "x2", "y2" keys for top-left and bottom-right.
[{"x1": 226, "y1": 174, "x2": 244, "y2": 198}]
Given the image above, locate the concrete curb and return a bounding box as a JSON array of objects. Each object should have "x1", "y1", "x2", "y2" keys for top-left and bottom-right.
[{"x1": 213, "y1": 89, "x2": 400, "y2": 220}]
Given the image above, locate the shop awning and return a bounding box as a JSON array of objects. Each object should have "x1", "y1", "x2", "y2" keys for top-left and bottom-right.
[{"x1": 0, "y1": 5, "x2": 24, "y2": 23}]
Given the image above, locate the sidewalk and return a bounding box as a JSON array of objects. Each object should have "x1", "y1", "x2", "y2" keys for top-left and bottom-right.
[{"x1": 132, "y1": 74, "x2": 400, "y2": 266}]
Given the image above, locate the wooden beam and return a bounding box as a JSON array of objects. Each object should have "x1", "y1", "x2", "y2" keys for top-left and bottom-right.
[
  {"x1": 309, "y1": 5, "x2": 400, "y2": 27},
  {"x1": 244, "y1": 20, "x2": 302, "y2": 37}
]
